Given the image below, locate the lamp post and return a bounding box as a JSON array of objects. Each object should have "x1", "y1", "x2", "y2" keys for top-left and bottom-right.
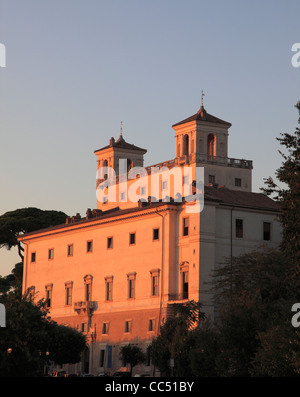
[{"x1": 7, "y1": 348, "x2": 12, "y2": 376}]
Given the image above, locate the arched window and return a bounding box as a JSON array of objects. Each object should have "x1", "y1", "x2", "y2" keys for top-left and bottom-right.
[
  {"x1": 207, "y1": 134, "x2": 216, "y2": 158},
  {"x1": 183, "y1": 134, "x2": 189, "y2": 156}
]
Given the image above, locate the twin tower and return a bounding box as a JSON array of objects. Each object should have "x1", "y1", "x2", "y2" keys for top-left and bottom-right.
[{"x1": 94, "y1": 103, "x2": 253, "y2": 210}]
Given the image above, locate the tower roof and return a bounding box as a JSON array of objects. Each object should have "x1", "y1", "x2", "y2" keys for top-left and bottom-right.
[
  {"x1": 94, "y1": 134, "x2": 147, "y2": 154},
  {"x1": 172, "y1": 105, "x2": 232, "y2": 128}
]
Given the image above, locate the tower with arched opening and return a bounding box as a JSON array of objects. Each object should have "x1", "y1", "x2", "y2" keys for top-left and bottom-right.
[{"x1": 172, "y1": 101, "x2": 252, "y2": 190}]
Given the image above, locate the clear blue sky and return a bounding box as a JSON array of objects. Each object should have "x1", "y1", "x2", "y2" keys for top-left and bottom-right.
[{"x1": 0, "y1": 0, "x2": 299, "y2": 275}]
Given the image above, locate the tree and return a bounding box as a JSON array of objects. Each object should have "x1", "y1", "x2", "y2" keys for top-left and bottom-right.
[
  {"x1": 210, "y1": 248, "x2": 295, "y2": 376},
  {"x1": 0, "y1": 208, "x2": 67, "y2": 261},
  {"x1": 209, "y1": 102, "x2": 300, "y2": 376},
  {"x1": 0, "y1": 262, "x2": 23, "y2": 296},
  {"x1": 150, "y1": 300, "x2": 205, "y2": 376},
  {"x1": 187, "y1": 322, "x2": 220, "y2": 377},
  {"x1": 119, "y1": 344, "x2": 146, "y2": 376},
  {"x1": 47, "y1": 322, "x2": 87, "y2": 366},
  {"x1": 262, "y1": 101, "x2": 300, "y2": 287},
  {"x1": 0, "y1": 288, "x2": 86, "y2": 376}
]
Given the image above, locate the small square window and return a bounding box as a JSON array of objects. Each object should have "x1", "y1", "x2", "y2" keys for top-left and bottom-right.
[
  {"x1": 107, "y1": 237, "x2": 113, "y2": 249},
  {"x1": 153, "y1": 228, "x2": 159, "y2": 241},
  {"x1": 87, "y1": 240, "x2": 93, "y2": 252},
  {"x1": 129, "y1": 233, "x2": 136, "y2": 245},
  {"x1": 235, "y1": 178, "x2": 242, "y2": 187},
  {"x1": 31, "y1": 252, "x2": 36, "y2": 263},
  {"x1": 208, "y1": 175, "x2": 215, "y2": 184}
]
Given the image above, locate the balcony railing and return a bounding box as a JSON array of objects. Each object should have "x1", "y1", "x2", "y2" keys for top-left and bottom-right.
[{"x1": 74, "y1": 301, "x2": 96, "y2": 315}]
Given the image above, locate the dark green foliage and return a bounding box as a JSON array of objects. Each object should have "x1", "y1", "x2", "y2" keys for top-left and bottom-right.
[
  {"x1": 187, "y1": 325, "x2": 220, "y2": 377},
  {"x1": 150, "y1": 300, "x2": 205, "y2": 376},
  {"x1": 262, "y1": 101, "x2": 300, "y2": 274},
  {"x1": 47, "y1": 323, "x2": 87, "y2": 365},
  {"x1": 0, "y1": 207, "x2": 67, "y2": 260},
  {"x1": 0, "y1": 262, "x2": 23, "y2": 295},
  {"x1": 119, "y1": 344, "x2": 146, "y2": 376},
  {"x1": 0, "y1": 289, "x2": 86, "y2": 377}
]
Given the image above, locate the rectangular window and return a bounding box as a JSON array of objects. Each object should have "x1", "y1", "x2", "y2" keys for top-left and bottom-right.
[
  {"x1": 148, "y1": 319, "x2": 155, "y2": 332},
  {"x1": 153, "y1": 228, "x2": 159, "y2": 241},
  {"x1": 48, "y1": 249, "x2": 54, "y2": 260},
  {"x1": 129, "y1": 233, "x2": 136, "y2": 245},
  {"x1": 81, "y1": 323, "x2": 88, "y2": 333},
  {"x1": 124, "y1": 320, "x2": 132, "y2": 333},
  {"x1": 99, "y1": 349, "x2": 105, "y2": 367},
  {"x1": 105, "y1": 277, "x2": 113, "y2": 301},
  {"x1": 31, "y1": 252, "x2": 36, "y2": 263},
  {"x1": 102, "y1": 322, "x2": 109, "y2": 335},
  {"x1": 85, "y1": 283, "x2": 92, "y2": 301},
  {"x1": 65, "y1": 286, "x2": 72, "y2": 306},
  {"x1": 235, "y1": 178, "x2": 242, "y2": 187},
  {"x1": 152, "y1": 275, "x2": 159, "y2": 296},
  {"x1": 45, "y1": 285, "x2": 53, "y2": 308},
  {"x1": 87, "y1": 240, "x2": 93, "y2": 252},
  {"x1": 182, "y1": 271, "x2": 189, "y2": 299},
  {"x1": 162, "y1": 180, "x2": 168, "y2": 190},
  {"x1": 183, "y1": 218, "x2": 189, "y2": 236},
  {"x1": 236, "y1": 219, "x2": 243, "y2": 238},
  {"x1": 208, "y1": 175, "x2": 215, "y2": 184},
  {"x1": 128, "y1": 278, "x2": 135, "y2": 299},
  {"x1": 67, "y1": 244, "x2": 73, "y2": 256},
  {"x1": 263, "y1": 222, "x2": 271, "y2": 241},
  {"x1": 107, "y1": 237, "x2": 113, "y2": 249}
]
